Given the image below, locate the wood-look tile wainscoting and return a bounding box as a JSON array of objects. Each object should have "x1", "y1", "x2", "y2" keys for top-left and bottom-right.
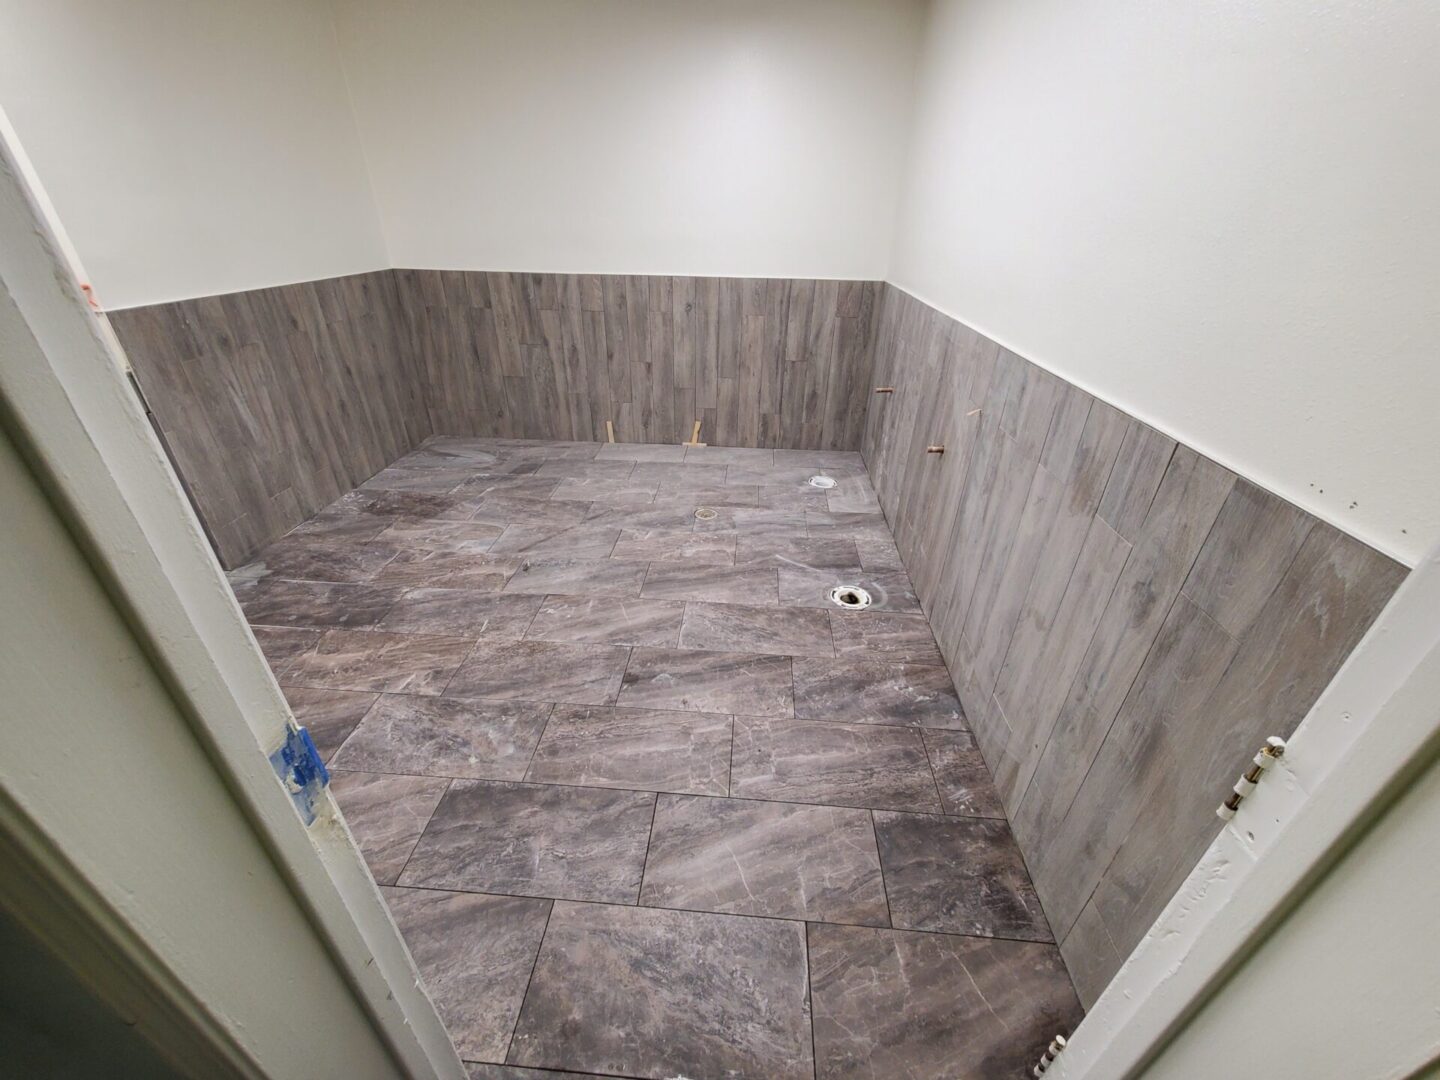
[
  {"x1": 396, "y1": 270, "x2": 878, "y2": 449},
  {"x1": 108, "y1": 271, "x2": 429, "y2": 568},
  {"x1": 861, "y1": 284, "x2": 1408, "y2": 1006},
  {"x1": 110, "y1": 270, "x2": 879, "y2": 568}
]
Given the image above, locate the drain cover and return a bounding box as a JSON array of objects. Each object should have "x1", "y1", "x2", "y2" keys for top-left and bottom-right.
[
  {"x1": 808, "y1": 475, "x2": 837, "y2": 490},
  {"x1": 694, "y1": 507, "x2": 719, "y2": 521},
  {"x1": 828, "y1": 584, "x2": 872, "y2": 610}
]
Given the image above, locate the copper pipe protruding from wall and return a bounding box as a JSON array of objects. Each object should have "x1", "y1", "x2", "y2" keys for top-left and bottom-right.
[
  {"x1": 874, "y1": 386, "x2": 895, "y2": 394},
  {"x1": 926, "y1": 445, "x2": 945, "y2": 454}
]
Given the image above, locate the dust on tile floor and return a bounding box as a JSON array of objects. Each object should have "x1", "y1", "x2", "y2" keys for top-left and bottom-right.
[{"x1": 234, "y1": 435, "x2": 1083, "y2": 1080}]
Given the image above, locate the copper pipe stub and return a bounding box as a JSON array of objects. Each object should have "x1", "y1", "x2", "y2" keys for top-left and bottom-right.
[
  {"x1": 926, "y1": 445, "x2": 945, "y2": 454},
  {"x1": 874, "y1": 386, "x2": 895, "y2": 394}
]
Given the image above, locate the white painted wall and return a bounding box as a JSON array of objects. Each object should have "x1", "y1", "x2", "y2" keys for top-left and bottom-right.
[
  {"x1": 331, "y1": 0, "x2": 921, "y2": 279},
  {"x1": 891, "y1": 0, "x2": 1440, "y2": 565},
  {"x1": 0, "y1": 0, "x2": 388, "y2": 310}
]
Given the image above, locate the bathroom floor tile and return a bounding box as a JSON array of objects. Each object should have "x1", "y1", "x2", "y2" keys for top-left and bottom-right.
[
  {"x1": 399, "y1": 780, "x2": 654, "y2": 903},
  {"x1": 524, "y1": 704, "x2": 731, "y2": 795},
  {"x1": 829, "y1": 611, "x2": 945, "y2": 665},
  {"x1": 809, "y1": 923, "x2": 1081, "y2": 1080},
  {"x1": 329, "y1": 770, "x2": 449, "y2": 884},
  {"x1": 508, "y1": 902, "x2": 812, "y2": 1080},
  {"x1": 618, "y1": 647, "x2": 793, "y2": 716},
  {"x1": 678, "y1": 601, "x2": 834, "y2": 657},
  {"x1": 447, "y1": 640, "x2": 630, "y2": 705},
  {"x1": 730, "y1": 716, "x2": 942, "y2": 813},
  {"x1": 873, "y1": 811, "x2": 1052, "y2": 941},
  {"x1": 280, "y1": 685, "x2": 378, "y2": 759},
  {"x1": 641, "y1": 794, "x2": 889, "y2": 925},
  {"x1": 284, "y1": 629, "x2": 474, "y2": 695},
  {"x1": 329, "y1": 695, "x2": 551, "y2": 781},
  {"x1": 923, "y1": 729, "x2": 1006, "y2": 818},
  {"x1": 237, "y1": 578, "x2": 401, "y2": 629},
  {"x1": 640, "y1": 563, "x2": 779, "y2": 605},
  {"x1": 524, "y1": 594, "x2": 684, "y2": 647},
  {"x1": 382, "y1": 887, "x2": 551, "y2": 1063},
  {"x1": 793, "y1": 658, "x2": 965, "y2": 729},
  {"x1": 501, "y1": 558, "x2": 648, "y2": 598},
  {"x1": 377, "y1": 589, "x2": 542, "y2": 638}
]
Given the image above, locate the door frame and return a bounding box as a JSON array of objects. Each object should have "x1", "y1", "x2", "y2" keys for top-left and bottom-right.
[{"x1": 0, "y1": 112, "x2": 463, "y2": 1078}]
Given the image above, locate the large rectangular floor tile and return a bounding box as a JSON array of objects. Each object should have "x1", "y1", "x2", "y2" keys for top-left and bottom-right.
[
  {"x1": 525, "y1": 594, "x2": 684, "y2": 647},
  {"x1": 793, "y1": 659, "x2": 965, "y2": 729},
  {"x1": 246, "y1": 536, "x2": 401, "y2": 583},
  {"x1": 733, "y1": 536, "x2": 861, "y2": 570},
  {"x1": 489, "y1": 525, "x2": 621, "y2": 560},
  {"x1": 362, "y1": 464, "x2": 477, "y2": 493},
  {"x1": 804, "y1": 510, "x2": 894, "y2": 540},
  {"x1": 618, "y1": 648, "x2": 793, "y2": 716},
  {"x1": 502, "y1": 558, "x2": 647, "y2": 598},
  {"x1": 690, "y1": 505, "x2": 808, "y2": 536},
  {"x1": 375, "y1": 518, "x2": 506, "y2": 553},
  {"x1": 610, "y1": 527, "x2": 736, "y2": 565},
  {"x1": 873, "y1": 811, "x2": 1052, "y2": 941},
  {"x1": 467, "y1": 494, "x2": 587, "y2": 528},
  {"x1": 640, "y1": 795, "x2": 888, "y2": 926},
  {"x1": 730, "y1": 716, "x2": 942, "y2": 813},
  {"x1": 237, "y1": 578, "x2": 401, "y2": 629},
  {"x1": 683, "y1": 445, "x2": 775, "y2": 467},
  {"x1": 677, "y1": 602, "x2": 834, "y2": 658},
  {"x1": 809, "y1": 924, "x2": 1082, "y2": 1080},
  {"x1": 777, "y1": 565, "x2": 922, "y2": 612},
  {"x1": 922, "y1": 729, "x2": 1005, "y2": 818},
  {"x1": 549, "y1": 477, "x2": 658, "y2": 504},
  {"x1": 594, "y1": 441, "x2": 686, "y2": 463},
  {"x1": 828, "y1": 611, "x2": 945, "y2": 665},
  {"x1": 382, "y1": 887, "x2": 551, "y2": 1063},
  {"x1": 378, "y1": 589, "x2": 543, "y2": 638},
  {"x1": 329, "y1": 696, "x2": 551, "y2": 781},
  {"x1": 374, "y1": 549, "x2": 518, "y2": 591},
  {"x1": 329, "y1": 770, "x2": 449, "y2": 884},
  {"x1": 453, "y1": 475, "x2": 563, "y2": 500},
  {"x1": 640, "y1": 563, "x2": 779, "y2": 605},
  {"x1": 508, "y1": 902, "x2": 813, "y2": 1080},
  {"x1": 252, "y1": 625, "x2": 321, "y2": 676},
  {"x1": 280, "y1": 685, "x2": 378, "y2": 760},
  {"x1": 524, "y1": 705, "x2": 731, "y2": 795},
  {"x1": 284, "y1": 629, "x2": 474, "y2": 695},
  {"x1": 400, "y1": 780, "x2": 654, "y2": 903},
  {"x1": 448, "y1": 641, "x2": 630, "y2": 705}
]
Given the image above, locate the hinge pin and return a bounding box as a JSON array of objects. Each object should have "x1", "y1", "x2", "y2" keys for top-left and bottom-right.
[
  {"x1": 1033, "y1": 1034, "x2": 1067, "y2": 1076},
  {"x1": 1217, "y1": 736, "x2": 1287, "y2": 821}
]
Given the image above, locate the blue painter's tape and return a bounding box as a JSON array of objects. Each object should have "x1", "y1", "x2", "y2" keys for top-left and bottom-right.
[{"x1": 269, "y1": 724, "x2": 330, "y2": 826}]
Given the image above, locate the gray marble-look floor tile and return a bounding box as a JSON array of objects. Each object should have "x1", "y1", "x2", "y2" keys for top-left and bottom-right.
[
  {"x1": 777, "y1": 565, "x2": 922, "y2": 613},
  {"x1": 809, "y1": 923, "x2": 1082, "y2": 1080},
  {"x1": 678, "y1": 602, "x2": 834, "y2": 658},
  {"x1": 524, "y1": 594, "x2": 683, "y2": 647},
  {"x1": 793, "y1": 659, "x2": 965, "y2": 730},
  {"x1": 630, "y1": 462, "x2": 731, "y2": 489},
  {"x1": 502, "y1": 558, "x2": 647, "y2": 598},
  {"x1": 733, "y1": 536, "x2": 861, "y2": 571},
  {"x1": 873, "y1": 811, "x2": 1052, "y2": 941},
  {"x1": 251, "y1": 625, "x2": 320, "y2": 677},
  {"x1": 285, "y1": 508, "x2": 393, "y2": 544},
  {"x1": 726, "y1": 465, "x2": 863, "y2": 488},
  {"x1": 382, "y1": 887, "x2": 551, "y2": 1063},
  {"x1": 488, "y1": 525, "x2": 621, "y2": 560},
  {"x1": 317, "y1": 488, "x2": 476, "y2": 525},
  {"x1": 659, "y1": 484, "x2": 760, "y2": 506},
  {"x1": 730, "y1": 716, "x2": 942, "y2": 813},
  {"x1": 280, "y1": 685, "x2": 379, "y2": 760},
  {"x1": 468, "y1": 495, "x2": 588, "y2": 528},
  {"x1": 373, "y1": 549, "x2": 517, "y2": 591},
  {"x1": 508, "y1": 901, "x2": 812, "y2": 1080},
  {"x1": 829, "y1": 611, "x2": 945, "y2": 665},
  {"x1": 619, "y1": 648, "x2": 793, "y2": 716},
  {"x1": 610, "y1": 527, "x2": 735, "y2": 565},
  {"x1": 362, "y1": 464, "x2": 476, "y2": 493},
  {"x1": 689, "y1": 505, "x2": 809, "y2": 536},
  {"x1": 756, "y1": 486, "x2": 832, "y2": 511},
  {"x1": 640, "y1": 563, "x2": 779, "y2": 605},
  {"x1": 525, "y1": 705, "x2": 731, "y2": 795},
  {"x1": 804, "y1": 511, "x2": 894, "y2": 540},
  {"x1": 853, "y1": 535, "x2": 905, "y2": 570},
  {"x1": 399, "y1": 780, "x2": 654, "y2": 903},
  {"x1": 549, "y1": 477, "x2": 658, "y2": 505},
  {"x1": 329, "y1": 770, "x2": 448, "y2": 884},
  {"x1": 378, "y1": 589, "x2": 542, "y2": 639},
  {"x1": 253, "y1": 561, "x2": 477, "y2": 619},
  {"x1": 582, "y1": 503, "x2": 702, "y2": 531},
  {"x1": 594, "y1": 442, "x2": 687, "y2": 463},
  {"x1": 534, "y1": 459, "x2": 636, "y2": 480},
  {"x1": 392, "y1": 442, "x2": 504, "y2": 470},
  {"x1": 244, "y1": 536, "x2": 401, "y2": 584},
  {"x1": 448, "y1": 641, "x2": 629, "y2": 705},
  {"x1": 330, "y1": 695, "x2": 551, "y2": 781},
  {"x1": 284, "y1": 629, "x2": 474, "y2": 695},
  {"x1": 683, "y1": 445, "x2": 775, "y2": 467},
  {"x1": 774, "y1": 449, "x2": 865, "y2": 470},
  {"x1": 453, "y1": 475, "x2": 563, "y2": 500},
  {"x1": 641, "y1": 795, "x2": 888, "y2": 926},
  {"x1": 826, "y1": 475, "x2": 882, "y2": 514},
  {"x1": 922, "y1": 729, "x2": 1006, "y2": 818},
  {"x1": 375, "y1": 518, "x2": 506, "y2": 553}
]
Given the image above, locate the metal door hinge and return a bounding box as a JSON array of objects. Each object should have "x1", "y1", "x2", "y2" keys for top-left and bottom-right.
[
  {"x1": 269, "y1": 725, "x2": 330, "y2": 826},
  {"x1": 1217, "y1": 736, "x2": 1287, "y2": 821}
]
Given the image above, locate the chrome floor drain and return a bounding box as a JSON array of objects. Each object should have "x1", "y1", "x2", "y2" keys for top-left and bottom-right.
[
  {"x1": 694, "y1": 506, "x2": 719, "y2": 521},
  {"x1": 808, "y1": 475, "x2": 837, "y2": 490},
  {"x1": 828, "y1": 584, "x2": 872, "y2": 610}
]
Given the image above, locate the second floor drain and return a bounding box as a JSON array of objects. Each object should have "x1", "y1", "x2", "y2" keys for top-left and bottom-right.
[
  {"x1": 828, "y1": 584, "x2": 872, "y2": 610},
  {"x1": 694, "y1": 507, "x2": 719, "y2": 521},
  {"x1": 808, "y1": 475, "x2": 837, "y2": 489}
]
